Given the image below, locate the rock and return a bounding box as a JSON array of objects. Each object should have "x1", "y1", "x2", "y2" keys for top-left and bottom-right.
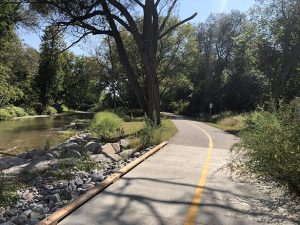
[
  {"x1": 90, "y1": 154, "x2": 112, "y2": 163},
  {"x1": 119, "y1": 148, "x2": 137, "y2": 158},
  {"x1": 32, "y1": 204, "x2": 44, "y2": 214},
  {"x1": 0, "y1": 211, "x2": 5, "y2": 223},
  {"x1": 133, "y1": 152, "x2": 141, "y2": 157},
  {"x1": 22, "y1": 192, "x2": 34, "y2": 202},
  {"x1": 62, "y1": 187, "x2": 73, "y2": 200},
  {"x1": 23, "y1": 209, "x2": 32, "y2": 218},
  {"x1": 17, "y1": 152, "x2": 28, "y2": 159},
  {"x1": 82, "y1": 183, "x2": 95, "y2": 190},
  {"x1": 58, "y1": 142, "x2": 79, "y2": 151},
  {"x1": 27, "y1": 149, "x2": 44, "y2": 159},
  {"x1": 46, "y1": 193, "x2": 61, "y2": 203},
  {"x1": 5, "y1": 209, "x2": 18, "y2": 217},
  {"x1": 119, "y1": 139, "x2": 129, "y2": 149},
  {"x1": 12, "y1": 214, "x2": 28, "y2": 225},
  {"x1": 50, "y1": 149, "x2": 61, "y2": 158},
  {"x1": 30, "y1": 211, "x2": 41, "y2": 219},
  {"x1": 102, "y1": 144, "x2": 116, "y2": 155},
  {"x1": 81, "y1": 133, "x2": 93, "y2": 141},
  {"x1": 69, "y1": 150, "x2": 81, "y2": 158},
  {"x1": 77, "y1": 188, "x2": 87, "y2": 194},
  {"x1": 84, "y1": 141, "x2": 102, "y2": 154},
  {"x1": 111, "y1": 143, "x2": 121, "y2": 153},
  {"x1": 74, "y1": 177, "x2": 84, "y2": 186},
  {"x1": 45, "y1": 153, "x2": 54, "y2": 160},
  {"x1": 91, "y1": 173, "x2": 104, "y2": 182},
  {"x1": 0, "y1": 221, "x2": 15, "y2": 225},
  {"x1": 28, "y1": 218, "x2": 39, "y2": 225}
]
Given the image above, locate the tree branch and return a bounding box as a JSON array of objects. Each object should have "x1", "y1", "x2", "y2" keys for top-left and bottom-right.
[
  {"x1": 158, "y1": 13, "x2": 197, "y2": 39},
  {"x1": 131, "y1": 0, "x2": 144, "y2": 8},
  {"x1": 159, "y1": 0, "x2": 177, "y2": 33}
]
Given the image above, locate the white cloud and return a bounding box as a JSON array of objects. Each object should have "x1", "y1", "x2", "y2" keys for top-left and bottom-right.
[{"x1": 219, "y1": 0, "x2": 228, "y2": 12}]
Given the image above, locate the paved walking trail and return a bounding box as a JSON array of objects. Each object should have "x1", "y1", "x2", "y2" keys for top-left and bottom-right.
[{"x1": 59, "y1": 117, "x2": 298, "y2": 225}]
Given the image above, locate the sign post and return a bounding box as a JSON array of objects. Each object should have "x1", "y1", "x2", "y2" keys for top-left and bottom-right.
[{"x1": 209, "y1": 103, "x2": 213, "y2": 117}]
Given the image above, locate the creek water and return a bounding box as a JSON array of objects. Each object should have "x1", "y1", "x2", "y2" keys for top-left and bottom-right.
[{"x1": 0, "y1": 113, "x2": 93, "y2": 155}]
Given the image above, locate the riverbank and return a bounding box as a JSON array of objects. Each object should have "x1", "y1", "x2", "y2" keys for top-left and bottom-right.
[
  {"x1": 11, "y1": 111, "x2": 92, "y2": 121},
  {"x1": 0, "y1": 118, "x2": 177, "y2": 224}
]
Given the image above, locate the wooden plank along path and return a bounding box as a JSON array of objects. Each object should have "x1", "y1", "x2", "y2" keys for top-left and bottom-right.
[{"x1": 38, "y1": 141, "x2": 168, "y2": 225}]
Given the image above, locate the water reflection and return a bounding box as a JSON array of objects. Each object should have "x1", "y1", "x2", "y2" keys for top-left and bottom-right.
[{"x1": 0, "y1": 113, "x2": 93, "y2": 154}]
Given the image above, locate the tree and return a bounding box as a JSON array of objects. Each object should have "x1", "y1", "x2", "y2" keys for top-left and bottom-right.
[
  {"x1": 188, "y1": 11, "x2": 247, "y2": 114},
  {"x1": 29, "y1": 0, "x2": 197, "y2": 124},
  {"x1": 251, "y1": 0, "x2": 300, "y2": 103},
  {"x1": 36, "y1": 25, "x2": 65, "y2": 108},
  {"x1": 0, "y1": 2, "x2": 40, "y2": 107}
]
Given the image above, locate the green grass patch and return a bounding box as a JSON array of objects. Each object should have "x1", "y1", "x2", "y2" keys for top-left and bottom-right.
[
  {"x1": 205, "y1": 114, "x2": 245, "y2": 135},
  {"x1": 0, "y1": 173, "x2": 26, "y2": 207}
]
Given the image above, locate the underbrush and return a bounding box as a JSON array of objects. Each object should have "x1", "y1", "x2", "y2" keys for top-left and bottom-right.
[
  {"x1": 231, "y1": 104, "x2": 300, "y2": 194},
  {"x1": 0, "y1": 106, "x2": 28, "y2": 120}
]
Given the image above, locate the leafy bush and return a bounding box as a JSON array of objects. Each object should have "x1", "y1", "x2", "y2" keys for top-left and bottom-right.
[
  {"x1": 90, "y1": 112, "x2": 124, "y2": 140},
  {"x1": 139, "y1": 123, "x2": 162, "y2": 148},
  {"x1": 54, "y1": 104, "x2": 69, "y2": 113},
  {"x1": 0, "y1": 106, "x2": 28, "y2": 120},
  {"x1": 231, "y1": 104, "x2": 300, "y2": 193},
  {"x1": 0, "y1": 108, "x2": 12, "y2": 120},
  {"x1": 170, "y1": 100, "x2": 189, "y2": 114},
  {"x1": 6, "y1": 106, "x2": 27, "y2": 117},
  {"x1": 44, "y1": 106, "x2": 57, "y2": 115}
]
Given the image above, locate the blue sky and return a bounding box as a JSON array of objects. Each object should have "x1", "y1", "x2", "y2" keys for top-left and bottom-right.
[{"x1": 18, "y1": 0, "x2": 255, "y2": 55}]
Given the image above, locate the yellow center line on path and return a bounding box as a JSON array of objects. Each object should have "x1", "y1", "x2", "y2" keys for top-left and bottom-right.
[{"x1": 183, "y1": 121, "x2": 214, "y2": 225}]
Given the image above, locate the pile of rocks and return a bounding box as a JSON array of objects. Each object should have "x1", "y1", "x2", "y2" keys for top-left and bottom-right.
[{"x1": 0, "y1": 133, "x2": 152, "y2": 225}]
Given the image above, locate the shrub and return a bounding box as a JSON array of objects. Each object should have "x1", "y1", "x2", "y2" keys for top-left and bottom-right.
[
  {"x1": 44, "y1": 106, "x2": 57, "y2": 115},
  {"x1": 0, "y1": 106, "x2": 28, "y2": 120},
  {"x1": 139, "y1": 123, "x2": 162, "y2": 148},
  {"x1": 90, "y1": 112, "x2": 124, "y2": 140},
  {"x1": 54, "y1": 104, "x2": 69, "y2": 113},
  {"x1": 6, "y1": 106, "x2": 27, "y2": 117},
  {"x1": 231, "y1": 104, "x2": 300, "y2": 193},
  {"x1": 170, "y1": 100, "x2": 189, "y2": 114},
  {"x1": 0, "y1": 108, "x2": 12, "y2": 120}
]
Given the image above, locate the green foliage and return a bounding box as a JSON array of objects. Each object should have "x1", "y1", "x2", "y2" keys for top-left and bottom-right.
[
  {"x1": 170, "y1": 100, "x2": 189, "y2": 114},
  {"x1": 6, "y1": 106, "x2": 27, "y2": 117},
  {"x1": 90, "y1": 112, "x2": 124, "y2": 140},
  {"x1": 0, "y1": 106, "x2": 28, "y2": 120},
  {"x1": 139, "y1": 123, "x2": 162, "y2": 149},
  {"x1": 44, "y1": 106, "x2": 57, "y2": 115},
  {"x1": 0, "y1": 108, "x2": 12, "y2": 120},
  {"x1": 232, "y1": 104, "x2": 300, "y2": 193}
]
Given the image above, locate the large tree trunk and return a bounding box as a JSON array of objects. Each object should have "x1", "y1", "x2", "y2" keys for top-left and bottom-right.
[{"x1": 142, "y1": 0, "x2": 161, "y2": 125}]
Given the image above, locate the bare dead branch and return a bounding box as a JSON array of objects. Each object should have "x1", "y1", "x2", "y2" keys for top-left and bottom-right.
[
  {"x1": 158, "y1": 12, "x2": 197, "y2": 39},
  {"x1": 159, "y1": 0, "x2": 177, "y2": 33}
]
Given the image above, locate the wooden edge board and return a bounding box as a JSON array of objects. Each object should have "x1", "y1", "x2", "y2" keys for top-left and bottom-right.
[{"x1": 38, "y1": 141, "x2": 168, "y2": 225}]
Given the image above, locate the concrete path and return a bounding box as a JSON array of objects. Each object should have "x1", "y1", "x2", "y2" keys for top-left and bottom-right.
[{"x1": 59, "y1": 118, "x2": 298, "y2": 225}]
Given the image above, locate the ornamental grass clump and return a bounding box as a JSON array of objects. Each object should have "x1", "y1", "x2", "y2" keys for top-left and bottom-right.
[
  {"x1": 90, "y1": 111, "x2": 124, "y2": 140},
  {"x1": 139, "y1": 122, "x2": 162, "y2": 149}
]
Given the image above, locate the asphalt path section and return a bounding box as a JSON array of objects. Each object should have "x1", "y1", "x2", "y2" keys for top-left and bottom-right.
[{"x1": 58, "y1": 117, "x2": 298, "y2": 225}]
